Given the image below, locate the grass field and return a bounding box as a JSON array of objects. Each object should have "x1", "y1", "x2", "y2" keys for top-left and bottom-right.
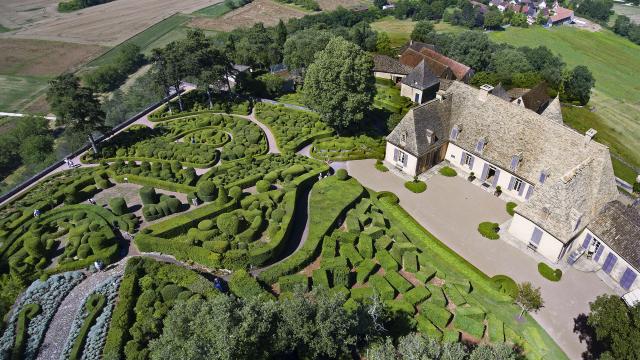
[
  {"x1": 89, "y1": 13, "x2": 189, "y2": 66},
  {"x1": 611, "y1": 3, "x2": 640, "y2": 25},
  {"x1": 0, "y1": 75, "x2": 50, "y2": 113},
  {"x1": 371, "y1": 17, "x2": 466, "y2": 48},
  {"x1": 192, "y1": 0, "x2": 243, "y2": 17},
  {"x1": 490, "y1": 26, "x2": 640, "y2": 172}
]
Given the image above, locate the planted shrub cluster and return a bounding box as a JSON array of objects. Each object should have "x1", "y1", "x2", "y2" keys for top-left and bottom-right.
[
  {"x1": 181, "y1": 128, "x2": 230, "y2": 147},
  {"x1": 404, "y1": 179, "x2": 427, "y2": 193},
  {"x1": 156, "y1": 113, "x2": 267, "y2": 161},
  {"x1": 439, "y1": 166, "x2": 457, "y2": 177},
  {"x1": 311, "y1": 135, "x2": 385, "y2": 161},
  {"x1": 141, "y1": 194, "x2": 185, "y2": 222},
  {"x1": 538, "y1": 262, "x2": 562, "y2": 282},
  {"x1": 478, "y1": 222, "x2": 500, "y2": 240},
  {"x1": 107, "y1": 160, "x2": 198, "y2": 192},
  {"x1": 101, "y1": 258, "x2": 219, "y2": 359},
  {"x1": 60, "y1": 275, "x2": 122, "y2": 360},
  {"x1": 83, "y1": 125, "x2": 220, "y2": 167},
  {"x1": 255, "y1": 102, "x2": 333, "y2": 152},
  {"x1": 0, "y1": 272, "x2": 84, "y2": 360}
]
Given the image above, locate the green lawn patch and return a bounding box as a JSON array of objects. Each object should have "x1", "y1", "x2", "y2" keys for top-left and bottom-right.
[
  {"x1": 375, "y1": 160, "x2": 389, "y2": 172},
  {"x1": 491, "y1": 275, "x2": 518, "y2": 298},
  {"x1": 404, "y1": 180, "x2": 427, "y2": 193},
  {"x1": 478, "y1": 222, "x2": 500, "y2": 240},
  {"x1": 538, "y1": 262, "x2": 563, "y2": 282},
  {"x1": 491, "y1": 26, "x2": 640, "y2": 169},
  {"x1": 506, "y1": 202, "x2": 517, "y2": 216},
  {"x1": 193, "y1": 0, "x2": 243, "y2": 17},
  {"x1": 0, "y1": 75, "x2": 50, "y2": 113},
  {"x1": 439, "y1": 166, "x2": 457, "y2": 177}
]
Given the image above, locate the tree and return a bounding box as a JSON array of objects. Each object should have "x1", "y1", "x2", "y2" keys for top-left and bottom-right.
[
  {"x1": 484, "y1": 9, "x2": 503, "y2": 29},
  {"x1": 19, "y1": 135, "x2": 54, "y2": 165},
  {"x1": 515, "y1": 282, "x2": 544, "y2": 319},
  {"x1": 587, "y1": 294, "x2": 640, "y2": 359},
  {"x1": 303, "y1": 37, "x2": 375, "y2": 133},
  {"x1": 613, "y1": 15, "x2": 632, "y2": 36},
  {"x1": 275, "y1": 19, "x2": 288, "y2": 48},
  {"x1": 633, "y1": 180, "x2": 640, "y2": 194},
  {"x1": 536, "y1": 11, "x2": 548, "y2": 25},
  {"x1": 374, "y1": 0, "x2": 387, "y2": 8},
  {"x1": 520, "y1": 45, "x2": 565, "y2": 89},
  {"x1": 490, "y1": 48, "x2": 533, "y2": 83},
  {"x1": 510, "y1": 12, "x2": 529, "y2": 27},
  {"x1": 46, "y1": 73, "x2": 105, "y2": 142},
  {"x1": 257, "y1": 73, "x2": 285, "y2": 98},
  {"x1": 576, "y1": 0, "x2": 613, "y2": 21},
  {"x1": 410, "y1": 21, "x2": 434, "y2": 43},
  {"x1": 563, "y1": 65, "x2": 595, "y2": 105},
  {"x1": 349, "y1": 22, "x2": 378, "y2": 51},
  {"x1": 375, "y1": 32, "x2": 393, "y2": 55},
  {"x1": 283, "y1": 28, "x2": 334, "y2": 71}
]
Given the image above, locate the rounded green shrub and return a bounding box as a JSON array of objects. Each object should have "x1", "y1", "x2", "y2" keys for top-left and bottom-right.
[
  {"x1": 160, "y1": 284, "x2": 183, "y2": 302},
  {"x1": 229, "y1": 186, "x2": 242, "y2": 200},
  {"x1": 271, "y1": 208, "x2": 286, "y2": 222},
  {"x1": 217, "y1": 213, "x2": 240, "y2": 236},
  {"x1": 198, "y1": 220, "x2": 214, "y2": 231},
  {"x1": 64, "y1": 185, "x2": 81, "y2": 204},
  {"x1": 506, "y1": 202, "x2": 517, "y2": 216},
  {"x1": 204, "y1": 240, "x2": 229, "y2": 253},
  {"x1": 538, "y1": 262, "x2": 562, "y2": 282},
  {"x1": 109, "y1": 197, "x2": 128, "y2": 216},
  {"x1": 478, "y1": 222, "x2": 500, "y2": 240},
  {"x1": 24, "y1": 235, "x2": 45, "y2": 258},
  {"x1": 73, "y1": 211, "x2": 86, "y2": 222},
  {"x1": 215, "y1": 188, "x2": 229, "y2": 205},
  {"x1": 335, "y1": 169, "x2": 349, "y2": 180},
  {"x1": 88, "y1": 233, "x2": 110, "y2": 252},
  {"x1": 439, "y1": 166, "x2": 457, "y2": 177},
  {"x1": 139, "y1": 186, "x2": 158, "y2": 205},
  {"x1": 197, "y1": 181, "x2": 217, "y2": 202},
  {"x1": 256, "y1": 180, "x2": 271, "y2": 193},
  {"x1": 404, "y1": 180, "x2": 427, "y2": 193},
  {"x1": 77, "y1": 244, "x2": 92, "y2": 259}
]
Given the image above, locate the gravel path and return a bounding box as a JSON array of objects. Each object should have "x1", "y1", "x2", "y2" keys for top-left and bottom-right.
[{"x1": 35, "y1": 261, "x2": 127, "y2": 360}]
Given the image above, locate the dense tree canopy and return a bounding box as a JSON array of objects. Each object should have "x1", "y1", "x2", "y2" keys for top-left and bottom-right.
[
  {"x1": 490, "y1": 49, "x2": 533, "y2": 83},
  {"x1": 303, "y1": 37, "x2": 375, "y2": 132},
  {"x1": 563, "y1": 65, "x2": 595, "y2": 105},
  {"x1": 410, "y1": 21, "x2": 435, "y2": 43},
  {"x1": 587, "y1": 294, "x2": 640, "y2": 360},
  {"x1": 283, "y1": 28, "x2": 335, "y2": 71}
]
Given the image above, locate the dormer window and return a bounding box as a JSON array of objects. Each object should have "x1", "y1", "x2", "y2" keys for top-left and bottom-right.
[
  {"x1": 449, "y1": 126, "x2": 460, "y2": 141},
  {"x1": 426, "y1": 129, "x2": 435, "y2": 144},
  {"x1": 539, "y1": 170, "x2": 549, "y2": 184},
  {"x1": 570, "y1": 208, "x2": 583, "y2": 231},
  {"x1": 509, "y1": 155, "x2": 521, "y2": 171},
  {"x1": 475, "y1": 138, "x2": 486, "y2": 153},
  {"x1": 401, "y1": 132, "x2": 407, "y2": 144}
]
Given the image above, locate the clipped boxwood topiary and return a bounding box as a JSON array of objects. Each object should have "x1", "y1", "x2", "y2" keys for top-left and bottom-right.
[
  {"x1": 404, "y1": 179, "x2": 427, "y2": 193},
  {"x1": 139, "y1": 186, "x2": 158, "y2": 205},
  {"x1": 335, "y1": 169, "x2": 349, "y2": 180},
  {"x1": 439, "y1": 166, "x2": 457, "y2": 177},
  {"x1": 506, "y1": 202, "x2": 517, "y2": 216},
  {"x1": 197, "y1": 181, "x2": 217, "y2": 202},
  {"x1": 77, "y1": 243, "x2": 92, "y2": 259},
  {"x1": 217, "y1": 213, "x2": 240, "y2": 236},
  {"x1": 109, "y1": 197, "x2": 128, "y2": 216},
  {"x1": 198, "y1": 219, "x2": 214, "y2": 231},
  {"x1": 538, "y1": 262, "x2": 562, "y2": 281},
  {"x1": 478, "y1": 222, "x2": 500, "y2": 240},
  {"x1": 256, "y1": 180, "x2": 271, "y2": 193}
]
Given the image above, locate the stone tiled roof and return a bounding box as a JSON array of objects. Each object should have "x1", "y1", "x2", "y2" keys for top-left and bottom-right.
[
  {"x1": 541, "y1": 96, "x2": 563, "y2": 124},
  {"x1": 387, "y1": 81, "x2": 618, "y2": 243},
  {"x1": 491, "y1": 84, "x2": 511, "y2": 101},
  {"x1": 373, "y1": 54, "x2": 412, "y2": 75},
  {"x1": 588, "y1": 200, "x2": 640, "y2": 270},
  {"x1": 386, "y1": 96, "x2": 452, "y2": 157},
  {"x1": 401, "y1": 60, "x2": 440, "y2": 91}
]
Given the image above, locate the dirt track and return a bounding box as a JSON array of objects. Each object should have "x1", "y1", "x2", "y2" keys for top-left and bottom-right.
[{"x1": 2, "y1": 0, "x2": 221, "y2": 46}]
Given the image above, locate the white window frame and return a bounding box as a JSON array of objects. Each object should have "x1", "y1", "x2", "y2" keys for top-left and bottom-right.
[
  {"x1": 513, "y1": 178, "x2": 523, "y2": 192},
  {"x1": 463, "y1": 153, "x2": 472, "y2": 167},
  {"x1": 397, "y1": 151, "x2": 407, "y2": 166}
]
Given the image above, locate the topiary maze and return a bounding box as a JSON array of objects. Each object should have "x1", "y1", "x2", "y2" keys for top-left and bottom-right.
[{"x1": 0, "y1": 98, "x2": 566, "y2": 360}]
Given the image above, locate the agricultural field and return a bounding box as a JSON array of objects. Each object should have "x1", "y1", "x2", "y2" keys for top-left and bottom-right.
[
  {"x1": 316, "y1": 0, "x2": 368, "y2": 10},
  {"x1": 611, "y1": 3, "x2": 640, "y2": 24},
  {"x1": 188, "y1": 0, "x2": 307, "y2": 32},
  {"x1": 490, "y1": 26, "x2": 640, "y2": 172},
  {"x1": 371, "y1": 17, "x2": 466, "y2": 48}
]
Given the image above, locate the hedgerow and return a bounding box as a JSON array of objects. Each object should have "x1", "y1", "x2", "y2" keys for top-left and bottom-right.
[
  {"x1": 311, "y1": 135, "x2": 385, "y2": 161},
  {"x1": 228, "y1": 270, "x2": 275, "y2": 300},
  {"x1": 148, "y1": 90, "x2": 251, "y2": 120},
  {"x1": 419, "y1": 302, "x2": 453, "y2": 329},
  {"x1": 384, "y1": 271, "x2": 413, "y2": 293},
  {"x1": 254, "y1": 102, "x2": 333, "y2": 152},
  {"x1": 404, "y1": 286, "x2": 431, "y2": 306},
  {"x1": 453, "y1": 315, "x2": 485, "y2": 339}
]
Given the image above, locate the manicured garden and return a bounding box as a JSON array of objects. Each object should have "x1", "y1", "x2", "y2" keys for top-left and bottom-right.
[
  {"x1": 254, "y1": 102, "x2": 334, "y2": 152},
  {"x1": 310, "y1": 135, "x2": 386, "y2": 161}
]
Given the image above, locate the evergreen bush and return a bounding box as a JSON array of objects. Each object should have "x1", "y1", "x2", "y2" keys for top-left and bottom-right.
[
  {"x1": 139, "y1": 186, "x2": 157, "y2": 205},
  {"x1": 109, "y1": 197, "x2": 128, "y2": 216}
]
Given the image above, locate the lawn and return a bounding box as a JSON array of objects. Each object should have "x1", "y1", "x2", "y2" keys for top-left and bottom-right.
[
  {"x1": 371, "y1": 17, "x2": 467, "y2": 48},
  {"x1": 89, "y1": 13, "x2": 189, "y2": 66},
  {"x1": 490, "y1": 26, "x2": 640, "y2": 170},
  {"x1": 0, "y1": 75, "x2": 50, "y2": 113}
]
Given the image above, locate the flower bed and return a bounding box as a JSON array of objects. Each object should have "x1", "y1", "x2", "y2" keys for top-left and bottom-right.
[
  {"x1": 0, "y1": 271, "x2": 85, "y2": 360},
  {"x1": 60, "y1": 275, "x2": 122, "y2": 360},
  {"x1": 254, "y1": 102, "x2": 333, "y2": 152}
]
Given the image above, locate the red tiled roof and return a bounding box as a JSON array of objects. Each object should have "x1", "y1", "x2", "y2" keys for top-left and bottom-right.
[
  {"x1": 550, "y1": 6, "x2": 573, "y2": 22},
  {"x1": 399, "y1": 48, "x2": 453, "y2": 79},
  {"x1": 418, "y1": 48, "x2": 473, "y2": 81}
]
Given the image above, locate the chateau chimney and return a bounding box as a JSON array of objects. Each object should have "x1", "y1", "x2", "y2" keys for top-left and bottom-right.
[
  {"x1": 584, "y1": 128, "x2": 597, "y2": 146},
  {"x1": 478, "y1": 84, "x2": 494, "y2": 102},
  {"x1": 435, "y1": 90, "x2": 447, "y2": 101}
]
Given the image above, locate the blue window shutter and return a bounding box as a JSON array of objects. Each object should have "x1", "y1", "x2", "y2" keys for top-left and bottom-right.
[
  {"x1": 460, "y1": 152, "x2": 465, "y2": 165},
  {"x1": 480, "y1": 164, "x2": 489, "y2": 181},
  {"x1": 594, "y1": 245, "x2": 604, "y2": 261},
  {"x1": 602, "y1": 253, "x2": 617, "y2": 274},
  {"x1": 450, "y1": 127, "x2": 459, "y2": 140},
  {"x1": 394, "y1": 148, "x2": 399, "y2": 161},
  {"x1": 525, "y1": 185, "x2": 534, "y2": 199},
  {"x1": 402, "y1": 152, "x2": 408, "y2": 166},
  {"x1": 492, "y1": 168, "x2": 500, "y2": 187},
  {"x1": 582, "y1": 233, "x2": 592, "y2": 249},
  {"x1": 510, "y1": 156, "x2": 519, "y2": 170},
  {"x1": 518, "y1": 183, "x2": 526, "y2": 197},
  {"x1": 531, "y1": 227, "x2": 543, "y2": 245},
  {"x1": 539, "y1": 171, "x2": 547, "y2": 184},
  {"x1": 620, "y1": 268, "x2": 637, "y2": 290},
  {"x1": 475, "y1": 139, "x2": 485, "y2": 152},
  {"x1": 508, "y1": 177, "x2": 516, "y2": 190},
  {"x1": 468, "y1": 155, "x2": 475, "y2": 169}
]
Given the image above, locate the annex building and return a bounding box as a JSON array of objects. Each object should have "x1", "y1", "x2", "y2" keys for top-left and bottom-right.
[{"x1": 383, "y1": 81, "x2": 639, "y2": 290}]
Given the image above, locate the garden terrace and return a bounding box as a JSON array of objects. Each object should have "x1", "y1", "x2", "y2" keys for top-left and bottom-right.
[
  {"x1": 102, "y1": 257, "x2": 219, "y2": 360},
  {"x1": 198, "y1": 153, "x2": 326, "y2": 189},
  {"x1": 148, "y1": 90, "x2": 252, "y2": 120},
  {"x1": 259, "y1": 176, "x2": 565, "y2": 359},
  {"x1": 254, "y1": 102, "x2": 334, "y2": 152},
  {"x1": 311, "y1": 135, "x2": 386, "y2": 161},
  {"x1": 154, "y1": 113, "x2": 268, "y2": 161},
  {"x1": 81, "y1": 125, "x2": 221, "y2": 168}
]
